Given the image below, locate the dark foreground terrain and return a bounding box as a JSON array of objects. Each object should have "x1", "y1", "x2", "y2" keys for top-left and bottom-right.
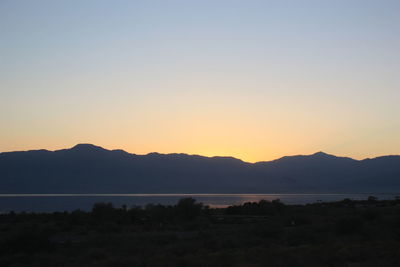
[{"x1": 2, "y1": 197, "x2": 400, "y2": 267}]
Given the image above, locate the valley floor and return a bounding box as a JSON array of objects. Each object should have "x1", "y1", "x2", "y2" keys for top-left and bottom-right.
[{"x1": 1, "y1": 197, "x2": 400, "y2": 266}]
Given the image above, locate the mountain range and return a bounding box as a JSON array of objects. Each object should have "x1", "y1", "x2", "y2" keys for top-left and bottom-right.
[{"x1": 1, "y1": 144, "x2": 399, "y2": 194}]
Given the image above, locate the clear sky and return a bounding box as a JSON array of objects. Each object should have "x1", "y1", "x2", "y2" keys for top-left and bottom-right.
[{"x1": 1, "y1": 0, "x2": 399, "y2": 162}]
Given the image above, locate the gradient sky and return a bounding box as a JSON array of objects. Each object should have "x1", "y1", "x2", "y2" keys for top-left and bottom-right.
[{"x1": 1, "y1": 0, "x2": 399, "y2": 162}]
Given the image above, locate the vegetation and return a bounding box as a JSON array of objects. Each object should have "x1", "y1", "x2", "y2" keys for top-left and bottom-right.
[{"x1": 2, "y1": 197, "x2": 400, "y2": 266}]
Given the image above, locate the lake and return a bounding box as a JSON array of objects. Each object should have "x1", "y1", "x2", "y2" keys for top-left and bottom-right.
[{"x1": 0, "y1": 193, "x2": 399, "y2": 212}]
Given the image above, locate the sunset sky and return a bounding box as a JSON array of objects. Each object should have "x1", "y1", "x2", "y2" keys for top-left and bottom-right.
[{"x1": 1, "y1": 0, "x2": 399, "y2": 162}]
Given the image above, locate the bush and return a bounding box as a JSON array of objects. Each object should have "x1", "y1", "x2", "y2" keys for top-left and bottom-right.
[
  {"x1": 176, "y1": 198, "x2": 203, "y2": 220},
  {"x1": 92, "y1": 202, "x2": 116, "y2": 221}
]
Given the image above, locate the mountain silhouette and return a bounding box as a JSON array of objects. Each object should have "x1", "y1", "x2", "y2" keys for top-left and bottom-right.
[{"x1": 0, "y1": 144, "x2": 399, "y2": 193}]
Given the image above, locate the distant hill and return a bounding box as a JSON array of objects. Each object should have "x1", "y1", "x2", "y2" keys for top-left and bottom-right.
[{"x1": 0, "y1": 144, "x2": 399, "y2": 193}]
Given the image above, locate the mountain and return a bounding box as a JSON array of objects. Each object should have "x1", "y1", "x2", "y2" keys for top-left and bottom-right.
[{"x1": 0, "y1": 144, "x2": 400, "y2": 193}]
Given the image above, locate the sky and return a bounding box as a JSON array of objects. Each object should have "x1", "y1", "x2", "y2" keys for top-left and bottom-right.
[{"x1": 1, "y1": 0, "x2": 399, "y2": 162}]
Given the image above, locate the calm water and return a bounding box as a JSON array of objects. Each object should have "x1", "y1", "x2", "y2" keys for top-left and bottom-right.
[{"x1": 0, "y1": 193, "x2": 399, "y2": 212}]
